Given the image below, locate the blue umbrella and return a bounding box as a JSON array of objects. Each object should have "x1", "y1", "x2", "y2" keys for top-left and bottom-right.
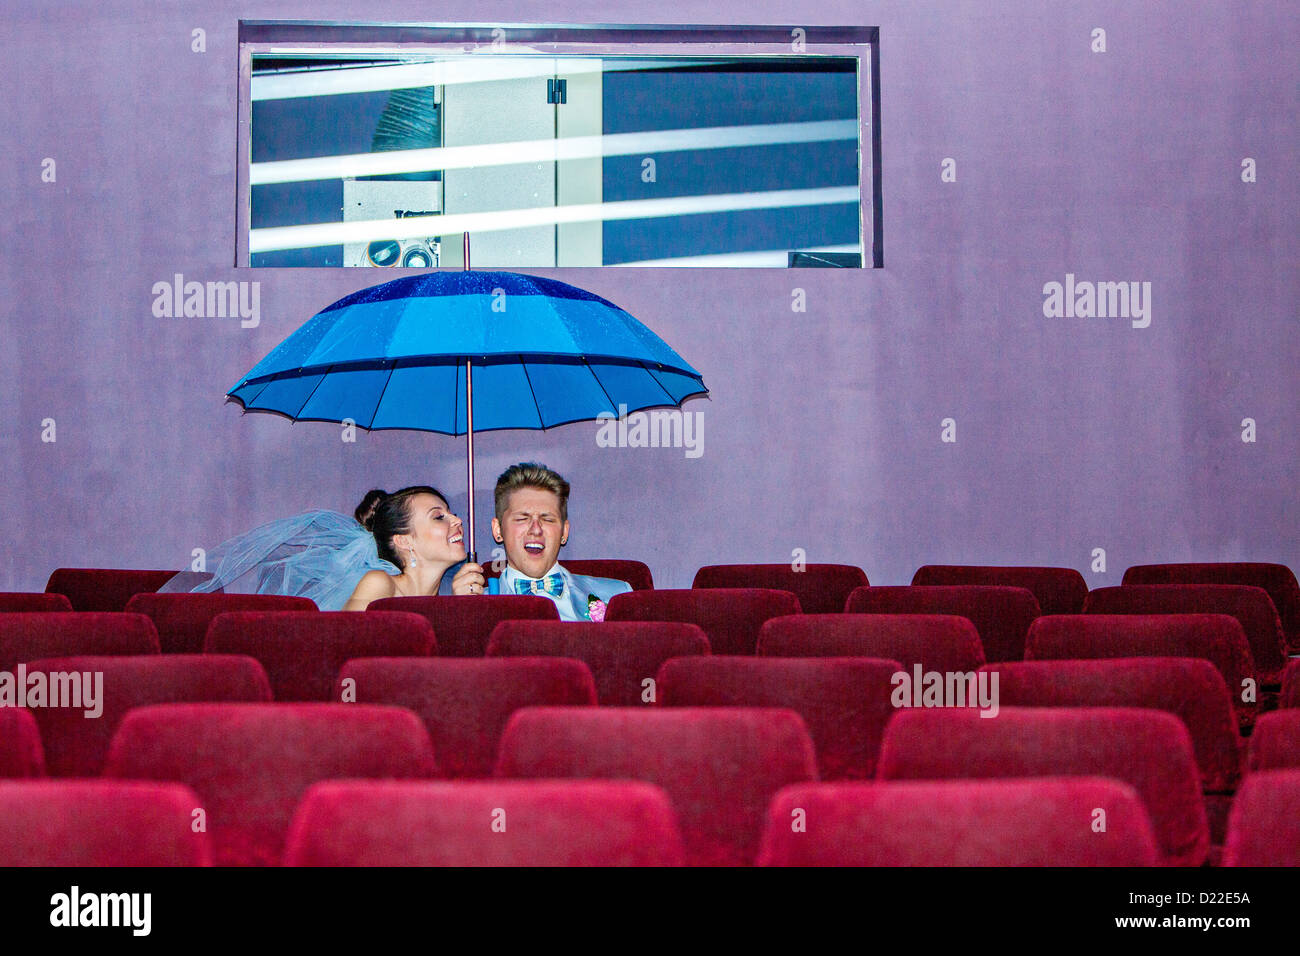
[{"x1": 227, "y1": 269, "x2": 707, "y2": 560}]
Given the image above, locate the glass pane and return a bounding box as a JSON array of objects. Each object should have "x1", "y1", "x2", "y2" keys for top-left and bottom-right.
[{"x1": 246, "y1": 53, "x2": 863, "y2": 268}]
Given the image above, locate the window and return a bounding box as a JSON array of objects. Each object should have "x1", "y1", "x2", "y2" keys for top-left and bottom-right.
[{"x1": 238, "y1": 22, "x2": 881, "y2": 268}]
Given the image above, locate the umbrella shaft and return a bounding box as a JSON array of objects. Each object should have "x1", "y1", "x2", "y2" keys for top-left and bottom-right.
[{"x1": 465, "y1": 356, "x2": 475, "y2": 563}]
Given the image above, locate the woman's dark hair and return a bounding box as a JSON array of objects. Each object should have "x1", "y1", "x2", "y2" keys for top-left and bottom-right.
[
  {"x1": 357, "y1": 485, "x2": 448, "y2": 569},
  {"x1": 354, "y1": 489, "x2": 387, "y2": 528}
]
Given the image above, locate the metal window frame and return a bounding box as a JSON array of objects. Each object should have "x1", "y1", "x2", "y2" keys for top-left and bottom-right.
[{"x1": 235, "y1": 21, "x2": 882, "y2": 268}]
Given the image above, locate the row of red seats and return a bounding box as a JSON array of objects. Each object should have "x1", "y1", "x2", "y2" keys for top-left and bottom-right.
[
  {"x1": 4, "y1": 579, "x2": 1293, "y2": 679},
  {"x1": 8, "y1": 644, "x2": 1294, "y2": 783},
  {"x1": 33, "y1": 559, "x2": 1300, "y2": 619},
  {"x1": 2, "y1": 703, "x2": 1297, "y2": 866},
  {"x1": 30, "y1": 559, "x2": 1300, "y2": 652},
  {"x1": 3, "y1": 608, "x2": 1293, "y2": 720}
]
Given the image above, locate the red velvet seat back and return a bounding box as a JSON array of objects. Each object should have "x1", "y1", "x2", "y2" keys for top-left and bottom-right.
[
  {"x1": 496, "y1": 707, "x2": 818, "y2": 866},
  {"x1": 605, "y1": 589, "x2": 801, "y2": 656},
  {"x1": 912, "y1": 565, "x2": 1088, "y2": 616},
  {"x1": 981, "y1": 658, "x2": 1242, "y2": 792},
  {"x1": 758, "y1": 778, "x2": 1160, "y2": 867},
  {"x1": 692, "y1": 564, "x2": 867, "y2": 615},
  {"x1": 1223, "y1": 770, "x2": 1300, "y2": 867},
  {"x1": 1084, "y1": 584, "x2": 1287, "y2": 682},
  {"x1": 0, "y1": 593, "x2": 73, "y2": 612},
  {"x1": 103, "y1": 703, "x2": 438, "y2": 866},
  {"x1": 758, "y1": 613, "x2": 984, "y2": 673},
  {"x1": 1124, "y1": 562, "x2": 1300, "y2": 653},
  {"x1": 22, "y1": 655, "x2": 272, "y2": 777},
  {"x1": 657, "y1": 656, "x2": 900, "y2": 780},
  {"x1": 844, "y1": 585, "x2": 1040, "y2": 663},
  {"x1": 337, "y1": 657, "x2": 597, "y2": 779},
  {"x1": 0, "y1": 612, "x2": 159, "y2": 673},
  {"x1": 487, "y1": 620, "x2": 709, "y2": 706},
  {"x1": 0, "y1": 709, "x2": 44, "y2": 778},
  {"x1": 1025, "y1": 614, "x2": 1256, "y2": 729},
  {"x1": 44, "y1": 568, "x2": 180, "y2": 612},
  {"x1": 1283, "y1": 659, "x2": 1300, "y2": 709},
  {"x1": 0, "y1": 781, "x2": 211, "y2": 866},
  {"x1": 1247, "y1": 710, "x2": 1300, "y2": 772},
  {"x1": 877, "y1": 707, "x2": 1209, "y2": 866},
  {"x1": 205, "y1": 611, "x2": 433, "y2": 701},
  {"x1": 284, "y1": 780, "x2": 684, "y2": 866},
  {"x1": 368, "y1": 595, "x2": 558, "y2": 657},
  {"x1": 126, "y1": 592, "x2": 316, "y2": 654}
]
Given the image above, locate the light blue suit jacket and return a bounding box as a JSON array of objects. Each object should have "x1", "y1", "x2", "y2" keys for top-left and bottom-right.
[{"x1": 496, "y1": 562, "x2": 632, "y2": 621}]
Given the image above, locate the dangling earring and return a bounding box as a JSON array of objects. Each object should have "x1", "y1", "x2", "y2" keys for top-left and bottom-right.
[{"x1": 408, "y1": 548, "x2": 419, "y2": 569}]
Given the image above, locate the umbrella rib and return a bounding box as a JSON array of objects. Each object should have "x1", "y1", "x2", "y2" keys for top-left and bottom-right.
[
  {"x1": 584, "y1": 356, "x2": 622, "y2": 417},
  {"x1": 641, "y1": 361, "x2": 685, "y2": 405},
  {"x1": 518, "y1": 357, "x2": 546, "y2": 429},
  {"x1": 367, "y1": 361, "x2": 397, "y2": 430},
  {"x1": 293, "y1": 365, "x2": 334, "y2": 420}
]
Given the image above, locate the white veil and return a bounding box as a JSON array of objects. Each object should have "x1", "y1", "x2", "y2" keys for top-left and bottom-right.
[{"x1": 158, "y1": 510, "x2": 400, "y2": 612}]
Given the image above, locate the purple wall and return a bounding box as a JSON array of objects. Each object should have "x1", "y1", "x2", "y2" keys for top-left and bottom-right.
[{"x1": 3, "y1": 2, "x2": 1295, "y2": 592}]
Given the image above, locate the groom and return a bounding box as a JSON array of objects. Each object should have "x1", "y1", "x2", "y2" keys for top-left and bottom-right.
[{"x1": 490, "y1": 462, "x2": 631, "y2": 621}]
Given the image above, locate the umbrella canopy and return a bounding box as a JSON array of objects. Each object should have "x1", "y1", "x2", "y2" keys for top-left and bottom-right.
[{"x1": 227, "y1": 271, "x2": 707, "y2": 432}]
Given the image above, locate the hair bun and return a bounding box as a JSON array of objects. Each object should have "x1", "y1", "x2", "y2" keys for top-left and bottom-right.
[{"x1": 355, "y1": 489, "x2": 388, "y2": 531}]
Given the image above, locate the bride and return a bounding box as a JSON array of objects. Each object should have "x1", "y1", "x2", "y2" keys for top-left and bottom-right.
[{"x1": 159, "y1": 485, "x2": 486, "y2": 611}]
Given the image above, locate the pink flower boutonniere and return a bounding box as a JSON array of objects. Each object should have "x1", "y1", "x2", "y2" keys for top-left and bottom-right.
[{"x1": 586, "y1": 595, "x2": 607, "y2": 622}]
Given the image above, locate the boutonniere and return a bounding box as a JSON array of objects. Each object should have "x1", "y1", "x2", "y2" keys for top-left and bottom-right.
[{"x1": 586, "y1": 595, "x2": 607, "y2": 622}]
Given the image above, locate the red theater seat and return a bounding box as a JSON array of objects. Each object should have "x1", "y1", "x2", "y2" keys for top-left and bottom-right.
[
  {"x1": 487, "y1": 620, "x2": 710, "y2": 706},
  {"x1": 44, "y1": 568, "x2": 181, "y2": 612},
  {"x1": 336, "y1": 657, "x2": 597, "y2": 779},
  {"x1": 758, "y1": 613, "x2": 984, "y2": 673},
  {"x1": 368, "y1": 595, "x2": 558, "y2": 657},
  {"x1": 496, "y1": 707, "x2": 818, "y2": 866},
  {"x1": 0, "y1": 613, "x2": 160, "y2": 673},
  {"x1": 692, "y1": 564, "x2": 868, "y2": 615},
  {"x1": 284, "y1": 780, "x2": 684, "y2": 866},
  {"x1": 0, "y1": 709, "x2": 44, "y2": 777},
  {"x1": 0, "y1": 593, "x2": 73, "y2": 612},
  {"x1": 0, "y1": 781, "x2": 211, "y2": 866},
  {"x1": 844, "y1": 585, "x2": 1040, "y2": 663},
  {"x1": 1084, "y1": 584, "x2": 1287, "y2": 684},
  {"x1": 204, "y1": 611, "x2": 433, "y2": 701},
  {"x1": 1124, "y1": 562, "x2": 1300, "y2": 654},
  {"x1": 1222, "y1": 770, "x2": 1300, "y2": 867},
  {"x1": 1281, "y1": 659, "x2": 1300, "y2": 709},
  {"x1": 980, "y1": 659, "x2": 1243, "y2": 793},
  {"x1": 657, "y1": 656, "x2": 899, "y2": 780},
  {"x1": 103, "y1": 703, "x2": 438, "y2": 866},
  {"x1": 757, "y1": 779, "x2": 1160, "y2": 867},
  {"x1": 1246, "y1": 710, "x2": 1300, "y2": 772},
  {"x1": 126, "y1": 592, "x2": 317, "y2": 654},
  {"x1": 483, "y1": 559, "x2": 655, "y2": 592},
  {"x1": 877, "y1": 707, "x2": 1209, "y2": 866},
  {"x1": 911, "y1": 565, "x2": 1088, "y2": 616},
  {"x1": 22, "y1": 655, "x2": 272, "y2": 777},
  {"x1": 1025, "y1": 614, "x2": 1256, "y2": 729},
  {"x1": 605, "y1": 589, "x2": 801, "y2": 656}
]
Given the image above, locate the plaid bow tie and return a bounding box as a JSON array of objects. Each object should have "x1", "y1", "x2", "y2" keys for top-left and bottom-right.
[{"x1": 514, "y1": 574, "x2": 564, "y2": 598}]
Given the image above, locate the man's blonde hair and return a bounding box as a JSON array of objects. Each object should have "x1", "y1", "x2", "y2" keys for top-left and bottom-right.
[{"x1": 494, "y1": 462, "x2": 570, "y2": 523}]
